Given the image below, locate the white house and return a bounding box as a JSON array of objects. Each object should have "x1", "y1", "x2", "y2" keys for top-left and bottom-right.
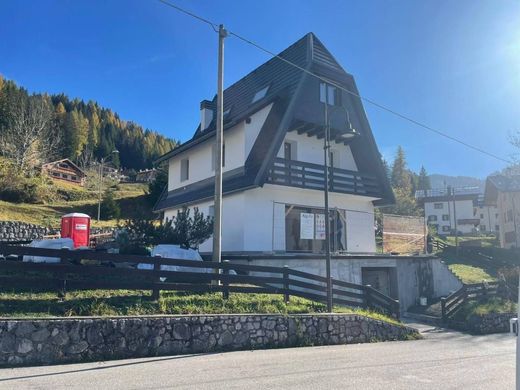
[
  {"x1": 153, "y1": 33, "x2": 461, "y2": 310},
  {"x1": 484, "y1": 175, "x2": 520, "y2": 248},
  {"x1": 154, "y1": 33, "x2": 394, "y2": 255},
  {"x1": 474, "y1": 197, "x2": 499, "y2": 234},
  {"x1": 416, "y1": 188, "x2": 480, "y2": 235}
]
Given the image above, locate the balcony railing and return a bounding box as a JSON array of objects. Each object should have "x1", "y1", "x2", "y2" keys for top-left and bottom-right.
[{"x1": 266, "y1": 157, "x2": 382, "y2": 197}]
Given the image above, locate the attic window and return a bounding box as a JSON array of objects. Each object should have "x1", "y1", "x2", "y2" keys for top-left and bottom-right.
[{"x1": 251, "y1": 86, "x2": 269, "y2": 104}]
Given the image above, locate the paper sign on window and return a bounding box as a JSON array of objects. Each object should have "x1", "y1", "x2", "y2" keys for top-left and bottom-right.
[
  {"x1": 315, "y1": 213, "x2": 326, "y2": 240},
  {"x1": 300, "y1": 213, "x2": 315, "y2": 240}
]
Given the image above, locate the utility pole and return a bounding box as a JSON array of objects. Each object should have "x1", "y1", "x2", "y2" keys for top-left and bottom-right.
[
  {"x1": 213, "y1": 24, "x2": 227, "y2": 265},
  {"x1": 323, "y1": 102, "x2": 333, "y2": 313},
  {"x1": 451, "y1": 186, "x2": 459, "y2": 255}
]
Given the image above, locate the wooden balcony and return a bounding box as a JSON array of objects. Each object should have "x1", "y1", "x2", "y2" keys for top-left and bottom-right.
[{"x1": 266, "y1": 158, "x2": 382, "y2": 198}]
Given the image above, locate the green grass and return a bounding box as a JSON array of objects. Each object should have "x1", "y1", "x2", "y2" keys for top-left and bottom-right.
[
  {"x1": 448, "y1": 264, "x2": 495, "y2": 284},
  {"x1": 0, "y1": 289, "x2": 401, "y2": 325},
  {"x1": 0, "y1": 182, "x2": 152, "y2": 228},
  {"x1": 453, "y1": 297, "x2": 517, "y2": 321}
]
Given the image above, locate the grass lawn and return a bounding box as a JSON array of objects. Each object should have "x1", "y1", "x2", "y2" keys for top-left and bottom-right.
[
  {"x1": 0, "y1": 182, "x2": 151, "y2": 228},
  {"x1": 448, "y1": 264, "x2": 495, "y2": 284},
  {"x1": 453, "y1": 297, "x2": 517, "y2": 321},
  {"x1": 0, "y1": 289, "x2": 401, "y2": 325}
]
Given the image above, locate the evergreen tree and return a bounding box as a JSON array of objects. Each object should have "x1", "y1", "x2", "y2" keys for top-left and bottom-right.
[
  {"x1": 100, "y1": 190, "x2": 121, "y2": 220},
  {"x1": 391, "y1": 146, "x2": 411, "y2": 192},
  {"x1": 418, "y1": 166, "x2": 431, "y2": 191}
]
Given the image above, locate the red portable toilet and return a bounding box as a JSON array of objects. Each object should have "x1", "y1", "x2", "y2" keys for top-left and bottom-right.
[{"x1": 61, "y1": 213, "x2": 91, "y2": 248}]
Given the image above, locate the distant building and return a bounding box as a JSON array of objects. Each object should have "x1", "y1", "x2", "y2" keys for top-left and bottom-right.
[
  {"x1": 484, "y1": 175, "x2": 520, "y2": 248},
  {"x1": 41, "y1": 159, "x2": 86, "y2": 186},
  {"x1": 135, "y1": 168, "x2": 157, "y2": 183},
  {"x1": 474, "y1": 197, "x2": 499, "y2": 234},
  {"x1": 416, "y1": 187, "x2": 480, "y2": 235}
]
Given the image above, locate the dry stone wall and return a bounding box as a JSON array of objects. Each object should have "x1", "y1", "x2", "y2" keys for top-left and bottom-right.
[{"x1": 0, "y1": 314, "x2": 418, "y2": 366}]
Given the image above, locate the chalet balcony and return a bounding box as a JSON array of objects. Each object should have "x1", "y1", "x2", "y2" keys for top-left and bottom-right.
[{"x1": 266, "y1": 157, "x2": 382, "y2": 198}]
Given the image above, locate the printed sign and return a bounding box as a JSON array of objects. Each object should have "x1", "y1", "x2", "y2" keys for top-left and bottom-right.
[
  {"x1": 300, "y1": 212, "x2": 315, "y2": 240},
  {"x1": 75, "y1": 224, "x2": 88, "y2": 231},
  {"x1": 315, "y1": 213, "x2": 326, "y2": 240}
]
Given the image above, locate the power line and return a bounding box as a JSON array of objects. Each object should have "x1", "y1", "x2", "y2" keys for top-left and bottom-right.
[
  {"x1": 156, "y1": 0, "x2": 513, "y2": 165},
  {"x1": 156, "y1": 0, "x2": 219, "y2": 32}
]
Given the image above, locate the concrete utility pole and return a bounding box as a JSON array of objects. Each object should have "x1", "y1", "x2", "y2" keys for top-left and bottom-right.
[
  {"x1": 213, "y1": 24, "x2": 227, "y2": 265},
  {"x1": 323, "y1": 102, "x2": 333, "y2": 313}
]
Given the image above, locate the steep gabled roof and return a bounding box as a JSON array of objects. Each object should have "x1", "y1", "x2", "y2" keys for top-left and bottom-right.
[
  {"x1": 485, "y1": 175, "x2": 520, "y2": 204},
  {"x1": 41, "y1": 158, "x2": 86, "y2": 177},
  {"x1": 154, "y1": 33, "x2": 394, "y2": 212}
]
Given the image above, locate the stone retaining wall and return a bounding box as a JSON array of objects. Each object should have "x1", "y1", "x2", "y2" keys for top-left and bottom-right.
[
  {"x1": 0, "y1": 221, "x2": 114, "y2": 243},
  {"x1": 0, "y1": 314, "x2": 418, "y2": 366},
  {"x1": 450, "y1": 312, "x2": 516, "y2": 334},
  {"x1": 0, "y1": 221, "x2": 57, "y2": 242}
]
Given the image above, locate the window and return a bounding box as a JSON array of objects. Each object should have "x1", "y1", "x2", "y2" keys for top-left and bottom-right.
[
  {"x1": 442, "y1": 226, "x2": 450, "y2": 232},
  {"x1": 442, "y1": 215, "x2": 449, "y2": 221},
  {"x1": 251, "y1": 86, "x2": 269, "y2": 103},
  {"x1": 211, "y1": 144, "x2": 226, "y2": 171},
  {"x1": 61, "y1": 173, "x2": 68, "y2": 179},
  {"x1": 481, "y1": 225, "x2": 486, "y2": 232},
  {"x1": 319, "y1": 82, "x2": 341, "y2": 106},
  {"x1": 52, "y1": 172, "x2": 59, "y2": 177},
  {"x1": 496, "y1": 213, "x2": 499, "y2": 219},
  {"x1": 434, "y1": 203, "x2": 443, "y2": 209},
  {"x1": 496, "y1": 225, "x2": 500, "y2": 231},
  {"x1": 480, "y1": 213, "x2": 484, "y2": 219},
  {"x1": 180, "y1": 158, "x2": 189, "y2": 182},
  {"x1": 285, "y1": 205, "x2": 346, "y2": 252},
  {"x1": 208, "y1": 205, "x2": 215, "y2": 218},
  {"x1": 428, "y1": 215, "x2": 437, "y2": 222},
  {"x1": 507, "y1": 210, "x2": 513, "y2": 222},
  {"x1": 71, "y1": 175, "x2": 77, "y2": 181}
]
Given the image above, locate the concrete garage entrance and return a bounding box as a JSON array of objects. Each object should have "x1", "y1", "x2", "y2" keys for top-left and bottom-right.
[{"x1": 362, "y1": 267, "x2": 398, "y2": 299}]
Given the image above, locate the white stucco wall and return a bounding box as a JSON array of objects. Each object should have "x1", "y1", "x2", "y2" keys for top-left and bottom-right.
[
  {"x1": 168, "y1": 104, "x2": 273, "y2": 192},
  {"x1": 424, "y1": 198, "x2": 476, "y2": 235},
  {"x1": 163, "y1": 192, "x2": 246, "y2": 253},
  {"x1": 276, "y1": 131, "x2": 358, "y2": 171},
  {"x1": 243, "y1": 184, "x2": 377, "y2": 253}
]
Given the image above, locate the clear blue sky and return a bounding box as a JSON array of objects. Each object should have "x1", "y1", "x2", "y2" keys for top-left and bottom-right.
[{"x1": 1, "y1": 0, "x2": 519, "y2": 178}]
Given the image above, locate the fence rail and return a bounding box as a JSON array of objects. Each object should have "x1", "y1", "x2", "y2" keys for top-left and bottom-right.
[
  {"x1": 440, "y1": 281, "x2": 501, "y2": 320},
  {"x1": 266, "y1": 157, "x2": 382, "y2": 197},
  {"x1": 0, "y1": 244, "x2": 400, "y2": 318}
]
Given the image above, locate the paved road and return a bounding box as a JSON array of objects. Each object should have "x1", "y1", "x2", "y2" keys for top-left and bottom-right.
[{"x1": 0, "y1": 327, "x2": 514, "y2": 389}]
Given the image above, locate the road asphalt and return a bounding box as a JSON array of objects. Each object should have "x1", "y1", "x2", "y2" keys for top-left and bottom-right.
[{"x1": 0, "y1": 322, "x2": 515, "y2": 389}]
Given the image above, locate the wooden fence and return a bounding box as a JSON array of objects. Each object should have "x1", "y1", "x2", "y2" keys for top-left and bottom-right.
[
  {"x1": 440, "y1": 281, "x2": 501, "y2": 320},
  {"x1": 0, "y1": 244, "x2": 400, "y2": 318}
]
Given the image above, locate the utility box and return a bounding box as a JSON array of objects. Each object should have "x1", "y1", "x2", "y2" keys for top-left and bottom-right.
[{"x1": 61, "y1": 213, "x2": 91, "y2": 248}]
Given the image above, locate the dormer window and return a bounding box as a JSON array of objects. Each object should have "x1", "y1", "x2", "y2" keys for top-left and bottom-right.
[
  {"x1": 251, "y1": 86, "x2": 269, "y2": 104},
  {"x1": 320, "y1": 82, "x2": 341, "y2": 106}
]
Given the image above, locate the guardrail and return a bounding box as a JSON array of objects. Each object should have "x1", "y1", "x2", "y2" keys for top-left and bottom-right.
[
  {"x1": 440, "y1": 281, "x2": 501, "y2": 320},
  {"x1": 0, "y1": 244, "x2": 400, "y2": 318}
]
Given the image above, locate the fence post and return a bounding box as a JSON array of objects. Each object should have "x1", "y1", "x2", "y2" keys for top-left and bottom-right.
[
  {"x1": 283, "y1": 265, "x2": 290, "y2": 303},
  {"x1": 365, "y1": 284, "x2": 372, "y2": 310},
  {"x1": 440, "y1": 297, "x2": 447, "y2": 321},
  {"x1": 394, "y1": 299, "x2": 400, "y2": 320},
  {"x1": 151, "y1": 255, "x2": 161, "y2": 301},
  {"x1": 222, "y1": 260, "x2": 229, "y2": 300},
  {"x1": 58, "y1": 250, "x2": 68, "y2": 300}
]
